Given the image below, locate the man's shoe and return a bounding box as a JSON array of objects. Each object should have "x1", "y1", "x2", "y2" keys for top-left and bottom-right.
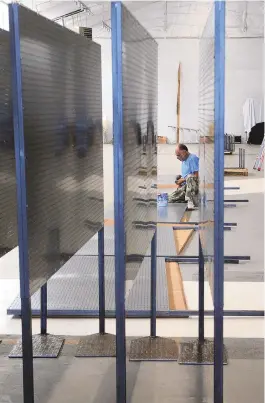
[{"x1": 187, "y1": 200, "x2": 197, "y2": 210}]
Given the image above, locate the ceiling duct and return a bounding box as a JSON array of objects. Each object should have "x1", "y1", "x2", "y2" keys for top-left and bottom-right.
[{"x1": 79, "y1": 27, "x2": 92, "y2": 40}]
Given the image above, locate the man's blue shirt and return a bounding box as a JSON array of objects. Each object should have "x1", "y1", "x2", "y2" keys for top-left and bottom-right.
[{"x1": 181, "y1": 154, "x2": 199, "y2": 178}]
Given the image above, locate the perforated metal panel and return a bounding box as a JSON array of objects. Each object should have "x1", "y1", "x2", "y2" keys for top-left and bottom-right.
[
  {"x1": 10, "y1": 5, "x2": 103, "y2": 296},
  {"x1": 121, "y1": 3, "x2": 158, "y2": 278},
  {"x1": 198, "y1": 5, "x2": 215, "y2": 293},
  {"x1": 0, "y1": 29, "x2": 17, "y2": 258}
]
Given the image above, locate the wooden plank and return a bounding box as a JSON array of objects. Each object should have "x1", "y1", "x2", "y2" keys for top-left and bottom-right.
[
  {"x1": 173, "y1": 209, "x2": 195, "y2": 253},
  {"x1": 166, "y1": 262, "x2": 188, "y2": 310},
  {"x1": 157, "y1": 183, "x2": 177, "y2": 189},
  {"x1": 158, "y1": 136, "x2": 167, "y2": 144},
  {"x1": 180, "y1": 210, "x2": 192, "y2": 223},
  {"x1": 224, "y1": 168, "x2": 248, "y2": 176},
  {"x1": 104, "y1": 218, "x2": 114, "y2": 226},
  {"x1": 176, "y1": 63, "x2": 181, "y2": 143},
  {"x1": 174, "y1": 227, "x2": 194, "y2": 254}
]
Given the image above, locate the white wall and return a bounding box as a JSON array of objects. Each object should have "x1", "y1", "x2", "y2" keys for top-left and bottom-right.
[
  {"x1": 157, "y1": 39, "x2": 199, "y2": 143},
  {"x1": 96, "y1": 36, "x2": 263, "y2": 143},
  {"x1": 225, "y1": 38, "x2": 264, "y2": 137},
  {"x1": 0, "y1": 2, "x2": 9, "y2": 30},
  {"x1": 95, "y1": 39, "x2": 113, "y2": 142}
]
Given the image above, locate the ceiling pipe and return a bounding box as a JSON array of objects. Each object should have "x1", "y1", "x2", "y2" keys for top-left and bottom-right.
[{"x1": 164, "y1": 1, "x2": 168, "y2": 33}]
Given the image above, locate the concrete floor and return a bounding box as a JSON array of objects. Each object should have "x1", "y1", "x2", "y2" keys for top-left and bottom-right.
[
  {"x1": 0, "y1": 337, "x2": 263, "y2": 403},
  {"x1": 0, "y1": 143, "x2": 264, "y2": 402}
]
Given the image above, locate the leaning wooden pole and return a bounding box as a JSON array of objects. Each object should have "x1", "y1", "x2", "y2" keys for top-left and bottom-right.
[{"x1": 176, "y1": 62, "x2": 181, "y2": 144}]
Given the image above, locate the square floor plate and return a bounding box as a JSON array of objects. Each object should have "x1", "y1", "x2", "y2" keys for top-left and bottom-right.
[
  {"x1": 129, "y1": 337, "x2": 179, "y2": 361},
  {"x1": 9, "y1": 334, "x2": 64, "y2": 358},
  {"x1": 76, "y1": 333, "x2": 116, "y2": 357},
  {"x1": 179, "y1": 339, "x2": 228, "y2": 365}
]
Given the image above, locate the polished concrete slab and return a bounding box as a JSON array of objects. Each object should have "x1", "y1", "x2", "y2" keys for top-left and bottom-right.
[{"x1": 0, "y1": 337, "x2": 263, "y2": 403}]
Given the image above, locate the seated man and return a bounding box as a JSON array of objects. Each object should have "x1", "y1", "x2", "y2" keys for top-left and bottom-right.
[{"x1": 168, "y1": 143, "x2": 199, "y2": 209}]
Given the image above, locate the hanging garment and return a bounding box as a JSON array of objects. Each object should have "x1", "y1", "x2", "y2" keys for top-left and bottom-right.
[
  {"x1": 243, "y1": 98, "x2": 256, "y2": 136},
  {"x1": 257, "y1": 98, "x2": 264, "y2": 123},
  {"x1": 247, "y1": 122, "x2": 264, "y2": 145}
]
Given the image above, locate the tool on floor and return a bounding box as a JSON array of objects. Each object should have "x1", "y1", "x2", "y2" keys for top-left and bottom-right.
[
  {"x1": 239, "y1": 148, "x2": 246, "y2": 169},
  {"x1": 253, "y1": 136, "x2": 265, "y2": 171},
  {"x1": 224, "y1": 134, "x2": 235, "y2": 154},
  {"x1": 224, "y1": 147, "x2": 248, "y2": 176}
]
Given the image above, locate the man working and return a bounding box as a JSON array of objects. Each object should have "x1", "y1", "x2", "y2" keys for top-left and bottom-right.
[{"x1": 168, "y1": 143, "x2": 199, "y2": 210}]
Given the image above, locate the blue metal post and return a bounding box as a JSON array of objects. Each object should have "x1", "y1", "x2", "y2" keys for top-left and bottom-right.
[
  {"x1": 198, "y1": 236, "x2": 204, "y2": 342},
  {"x1": 151, "y1": 230, "x2": 157, "y2": 337},
  {"x1": 214, "y1": 2, "x2": 225, "y2": 403},
  {"x1": 9, "y1": 4, "x2": 34, "y2": 402},
  {"x1": 21, "y1": 298, "x2": 34, "y2": 402},
  {"x1": 40, "y1": 284, "x2": 47, "y2": 335},
  {"x1": 112, "y1": 3, "x2": 126, "y2": 402},
  {"x1": 98, "y1": 226, "x2": 105, "y2": 334}
]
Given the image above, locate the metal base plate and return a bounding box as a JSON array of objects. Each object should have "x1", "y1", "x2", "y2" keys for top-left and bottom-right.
[
  {"x1": 129, "y1": 336, "x2": 179, "y2": 361},
  {"x1": 76, "y1": 333, "x2": 116, "y2": 357},
  {"x1": 179, "y1": 339, "x2": 228, "y2": 365},
  {"x1": 9, "y1": 334, "x2": 64, "y2": 358}
]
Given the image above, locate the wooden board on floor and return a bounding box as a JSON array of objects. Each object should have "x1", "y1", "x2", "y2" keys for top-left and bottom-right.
[
  {"x1": 174, "y1": 228, "x2": 194, "y2": 254},
  {"x1": 173, "y1": 210, "x2": 194, "y2": 254},
  {"x1": 165, "y1": 262, "x2": 188, "y2": 311},
  {"x1": 224, "y1": 168, "x2": 248, "y2": 176},
  {"x1": 158, "y1": 136, "x2": 167, "y2": 144},
  {"x1": 157, "y1": 183, "x2": 177, "y2": 189}
]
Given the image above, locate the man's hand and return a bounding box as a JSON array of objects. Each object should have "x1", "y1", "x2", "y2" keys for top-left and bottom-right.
[{"x1": 175, "y1": 177, "x2": 186, "y2": 186}]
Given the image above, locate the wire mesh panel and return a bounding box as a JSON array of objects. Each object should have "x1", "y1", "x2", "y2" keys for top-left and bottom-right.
[
  {"x1": 199, "y1": 5, "x2": 215, "y2": 292},
  {"x1": 9, "y1": 5, "x2": 103, "y2": 296},
  {"x1": 113, "y1": 3, "x2": 158, "y2": 282},
  {"x1": 0, "y1": 29, "x2": 17, "y2": 258}
]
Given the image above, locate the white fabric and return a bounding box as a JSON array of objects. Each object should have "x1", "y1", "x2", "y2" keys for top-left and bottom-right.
[
  {"x1": 258, "y1": 98, "x2": 264, "y2": 123},
  {"x1": 243, "y1": 98, "x2": 256, "y2": 135}
]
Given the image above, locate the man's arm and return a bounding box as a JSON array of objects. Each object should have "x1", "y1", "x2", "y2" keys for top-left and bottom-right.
[
  {"x1": 176, "y1": 177, "x2": 186, "y2": 185},
  {"x1": 174, "y1": 176, "x2": 186, "y2": 188}
]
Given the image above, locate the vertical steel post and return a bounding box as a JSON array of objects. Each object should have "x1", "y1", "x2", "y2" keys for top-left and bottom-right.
[
  {"x1": 21, "y1": 298, "x2": 34, "y2": 402},
  {"x1": 112, "y1": 3, "x2": 126, "y2": 402},
  {"x1": 40, "y1": 284, "x2": 47, "y2": 335},
  {"x1": 198, "y1": 235, "x2": 204, "y2": 342},
  {"x1": 150, "y1": 230, "x2": 157, "y2": 337},
  {"x1": 214, "y1": 2, "x2": 225, "y2": 403},
  {"x1": 98, "y1": 226, "x2": 105, "y2": 334},
  {"x1": 9, "y1": 4, "x2": 34, "y2": 401}
]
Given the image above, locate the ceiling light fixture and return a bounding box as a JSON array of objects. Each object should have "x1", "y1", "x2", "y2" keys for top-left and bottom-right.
[{"x1": 53, "y1": 1, "x2": 93, "y2": 22}]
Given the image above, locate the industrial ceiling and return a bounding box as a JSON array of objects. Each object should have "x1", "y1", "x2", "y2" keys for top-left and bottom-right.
[
  {"x1": 0, "y1": 0, "x2": 264, "y2": 38},
  {"x1": 33, "y1": 1, "x2": 264, "y2": 39}
]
